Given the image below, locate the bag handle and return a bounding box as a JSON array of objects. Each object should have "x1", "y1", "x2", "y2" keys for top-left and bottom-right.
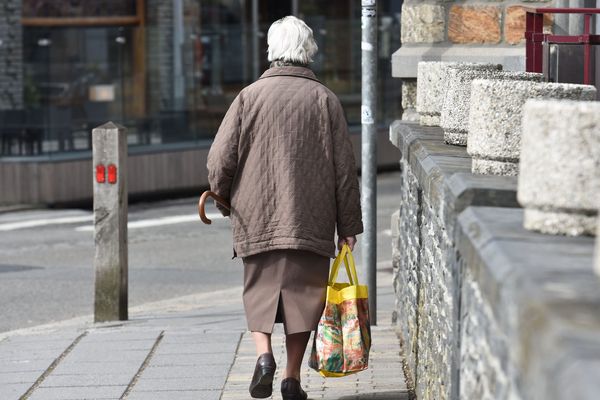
[{"x1": 328, "y1": 244, "x2": 360, "y2": 286}]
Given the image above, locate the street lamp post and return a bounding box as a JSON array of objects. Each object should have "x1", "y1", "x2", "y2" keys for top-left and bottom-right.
[{"x1": 361, "y1": 0, "x2": 377, "y2": 326}]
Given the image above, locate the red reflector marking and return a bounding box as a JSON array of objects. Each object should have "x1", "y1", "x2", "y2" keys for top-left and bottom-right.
[
  {"x1": 108, "y1": 164, "x2": 117, "y2": 184},
  {"x1": 96, "y1": 164, "x2": 106, "y2": 183}
]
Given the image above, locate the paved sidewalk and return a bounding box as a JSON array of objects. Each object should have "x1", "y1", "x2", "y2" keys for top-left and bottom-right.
[
  {"x1": 222, "y1": 327, "x2": 408, "y2": 400},
  {"x1": 0, "y1": 263, "x2": 408, "y2": 399}
]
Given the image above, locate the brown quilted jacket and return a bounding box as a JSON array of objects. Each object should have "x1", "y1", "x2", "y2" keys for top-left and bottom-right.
[{"x1": 207, "y1": 66, "x2": 363, "y2": 258}]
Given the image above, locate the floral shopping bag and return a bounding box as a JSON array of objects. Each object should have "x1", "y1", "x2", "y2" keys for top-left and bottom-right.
[{"x1": 309, "y1": 244, "x2": 371, "y2": 377}]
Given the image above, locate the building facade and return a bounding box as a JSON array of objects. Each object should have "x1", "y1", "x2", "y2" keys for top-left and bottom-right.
[{"x1": 0, "y1": 0, "x2": 402, "y2": 204}]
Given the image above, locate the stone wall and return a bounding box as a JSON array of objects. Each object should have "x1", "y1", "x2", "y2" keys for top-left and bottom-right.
[
  {"x1": 394, "y1": 0, "x2": 553, "y2": 120},
  {"x1": 0, "y1": 0, "x2": 23, "y2": 110},
  {"x1": 390, "y1": 121, "x2": 600, "y2": 400}
]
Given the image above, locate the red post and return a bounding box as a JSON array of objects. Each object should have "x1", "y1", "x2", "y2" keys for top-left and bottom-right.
[
  {"x1": 583, "y1": 13, "x2": 591, "y2": 84},
  {"x1": 526, "y1": 11, "x2": 533, "y2": 72},
  {"x1": 532, "y1": 12, "x2": 544, "y2": 73}
]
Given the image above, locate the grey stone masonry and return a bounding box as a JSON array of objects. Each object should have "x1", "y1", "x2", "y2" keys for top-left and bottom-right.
[
  {"x1": 457, "y1": 207, "x2": 600, "y2": 400},
  {"x1": 402, "y1": 79, "x2": 419, "y2": 122},
  {"x1": 416, "y1": 62, "x2": 499, "y2": 127},
  {"x1": 441, "y1": 70, "x2": 543, "y2": 146},
  {"x1": 390, "y1": 119, "x2": 600, "y2": 400},
  {"x1": 416, "y1": 62, "x2": 459, "y2": 126},
  {"x1": 389, "y1": 121, "x2": 519, "y2": 400},
  {"x1": 467, "y1": 80, "x2": 596, "y2": 176},
  {"x1": 519, "y1": 100, "x2": 600, "y2": 236},
  {"x1": 596, "y1": 219, "x2": 600, "y2": 277},
  {"x1": 0, "y1": 0, "x2": 23, "y2": 110}
]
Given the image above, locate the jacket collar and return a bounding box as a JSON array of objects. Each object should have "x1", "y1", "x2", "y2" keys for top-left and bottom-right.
[{"x1": 259, "y1": 66, "x2": 321, "y2": 84}]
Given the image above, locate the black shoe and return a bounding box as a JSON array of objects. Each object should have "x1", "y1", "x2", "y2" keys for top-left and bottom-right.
[
  {"x1": 281, "y1": 377, "x2": 308, "y2": 400},
  {"x1": 249, "y1": 352, "x2": 276, "y2": 398}
]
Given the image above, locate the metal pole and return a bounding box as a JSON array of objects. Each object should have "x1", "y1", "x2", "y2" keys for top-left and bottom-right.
[
  {"x1": 252, "y1": 0, "x2": 260, "y2": 80},
  {"x1": 173, "y1": 0, "x2": 185, "y2": 109},
  {"x1": 361, "y1": 0, "x2": 377, "y2": 326},
  {"x1": 93, "y1": 122, "x2": 128, "y2": 322}
]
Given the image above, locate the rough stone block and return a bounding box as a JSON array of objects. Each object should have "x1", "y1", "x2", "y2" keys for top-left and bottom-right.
[
  {"x1": 402, "y1": 80, "x2": 417, "y2": 110},
  {"x1": 505, "y1": 5, "x2": 553, "y2": 45},
  {"x1": 401, "y1": 79, "x2": 419, "y2": 122},
  {"x1": 449, "y1": 5, "x2": 501, "y2": 44},
  {"x1": 417, "y1": 62, "x2": 459, "y2": 126},
  {"x1": 441, "y1": 70, "x2": 543, "y2": 146},
  {"x1": 401, "y1": 4, "x2": 445, "y2": 44},
  {"x1": 417, "y1": 62, "x2": 500, "y2": 127},
  {"x1": 518, "y1": 100, "x2": 600, "y2": 236},
  {"x1": 467, "y1": 81, "x2": 596, "y2": 176}
]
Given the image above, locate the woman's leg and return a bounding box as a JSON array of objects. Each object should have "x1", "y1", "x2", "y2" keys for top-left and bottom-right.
[
  {"x1": 283, "y1": 331, "x2": 311, "y2": 380},
  {"x1": 252, "y1": 331, "x2": 273, "y2": 356}
]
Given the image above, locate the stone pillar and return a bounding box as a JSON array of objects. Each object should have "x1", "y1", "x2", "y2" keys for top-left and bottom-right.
[
  {"x1": 518, "y1": 100, "x2": 600, "y2": 236},
  {"x1": 93, "y1": 122, "x2": 128, "y2": 322},
  {"x1": 401, "y1": 79, "x2": 419, "y2": 122},
  {"x1": 441, "y1": 70, "x2": 543, "y2": 146},
  {"x1": 416, "y1": 62, "x2": 457, "y2": 126},
  {"x1": 467, "y1": 81, "x2": 597, "y2": 176},
  {"x1": 417, "y1": 62, "x2": 500, "y2": 127},
  {"x1": 0, "y1": 0, "x2": 23, "y2": 110}
]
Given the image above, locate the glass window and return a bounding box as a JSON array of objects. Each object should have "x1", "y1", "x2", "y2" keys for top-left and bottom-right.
[
  {"x1": 22, "y1": 0, "x2": 137, "y2": 18},
  {"x1": 1, "y1": 0, "x2": 401, "y2": 158}
]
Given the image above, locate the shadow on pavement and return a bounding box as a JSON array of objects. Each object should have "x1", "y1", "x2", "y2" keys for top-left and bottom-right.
[{"x1": 336, "y1": 390, "x2": 410, "y2": 400}]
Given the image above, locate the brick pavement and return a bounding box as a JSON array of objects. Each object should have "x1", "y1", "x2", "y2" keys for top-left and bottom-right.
[
  {"x1": 222, "y1": 326, "x2": 409, "y2": 400},
  {"x1": 0, "y1": 263, "x2": 409, "y2": 399}
]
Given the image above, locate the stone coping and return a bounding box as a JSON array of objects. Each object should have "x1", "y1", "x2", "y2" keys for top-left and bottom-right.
[
  {"x1": 392, "y1": 45, "x2": 525, "y2": 78},
  {"x1": 456, "y1": 206, "x2": 600, "y2": 396},
  {"x1": 389, "y1": 120, "x2": 519, "y2": 227},
  {"x1": 457, "y1": 206, "x2": 599, "y2": 322}
]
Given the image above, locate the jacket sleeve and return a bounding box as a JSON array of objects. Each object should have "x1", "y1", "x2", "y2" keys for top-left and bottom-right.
[
  {"x1": 330, "y1": 96, "x2": 364, "y2": 237},
  {"x1": 207, "y1": 95, "x2": 242, "y2": 216}
]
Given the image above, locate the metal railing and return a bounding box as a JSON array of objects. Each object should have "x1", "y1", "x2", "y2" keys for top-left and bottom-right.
[{"x1": 525, "y1": 7, "x2": 600, "y2": 84}]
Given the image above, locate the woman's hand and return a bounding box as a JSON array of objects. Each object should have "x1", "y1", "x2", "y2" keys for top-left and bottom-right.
[{"x1": 337, "y1": 235, "x2": 357, "y2": 251}]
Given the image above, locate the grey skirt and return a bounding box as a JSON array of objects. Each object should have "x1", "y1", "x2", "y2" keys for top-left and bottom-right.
[{"x1": 242, "y1": 249, "x2": 330, "y2": 335}]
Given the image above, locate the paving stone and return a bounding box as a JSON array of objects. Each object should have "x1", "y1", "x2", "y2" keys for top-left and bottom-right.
[
  {"x1": 221, "y1": 328, "x2": 408, "y2": 399},
  {"x1": 141, "y1": 365, "x2": 228, "y2": 379},
  {"x1": 27, "y1": 385, "x2": 124, "y2": 400},
  {"x1": 127, "y1": 390, "x2": 221, "y2": 400},
  {"x1": 130, "y1": 376, "x2": 222, "y2": 391},
  {"x1": 0, "y1": 359, "x2": 52, "y2": 373},
  {"x1": 149, "y1": 352, "x2": 232, "y2": 366},
  {"x1": 0, "y1": 382, "x2": 30, "y2": 399},
  {"x1": 51, "y1": 360, "x2": 141, "y2": 376},
  {"x1": 40, "y1": 373, "x2": 132, "y2": 387}
]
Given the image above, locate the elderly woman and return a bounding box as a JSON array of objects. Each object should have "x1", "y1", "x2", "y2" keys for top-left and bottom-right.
[{"x1": 207, "y1": 16, "x2": 363, "y2": 400}]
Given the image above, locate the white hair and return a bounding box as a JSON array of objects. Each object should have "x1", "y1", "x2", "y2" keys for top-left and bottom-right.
[{"x1": 267, "y1": 16, "x2": 318, "y2": 64}]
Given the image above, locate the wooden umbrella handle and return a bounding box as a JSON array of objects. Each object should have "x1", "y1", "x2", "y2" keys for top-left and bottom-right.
[{"x1": 198, "y1": 191, "x2": 231, "y2": 224}]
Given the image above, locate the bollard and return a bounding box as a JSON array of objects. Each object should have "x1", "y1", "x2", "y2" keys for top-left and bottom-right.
[
  {"x1": 416, "y1": 61, "x2": 459, "y2": 126},
  {"x1": 467, "y1": 81, "x2": 596, "y2": 176},
  {"x1": 518, "y1": 100, "x2": 600, "y2": 236},
  {"x1": 93, "y1": 122, "x2": 128, "y2": 322},
  {"x1": 416, "y1": 62, "x2": 499, "y2": 127},
  {"x1": 441, "y1": 69, "x2": 542, "y2": 146}
]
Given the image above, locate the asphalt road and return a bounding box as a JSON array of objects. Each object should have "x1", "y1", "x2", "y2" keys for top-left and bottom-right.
[{"x1": 0, "y1": 171, "x2": 401, "y2": 333}]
